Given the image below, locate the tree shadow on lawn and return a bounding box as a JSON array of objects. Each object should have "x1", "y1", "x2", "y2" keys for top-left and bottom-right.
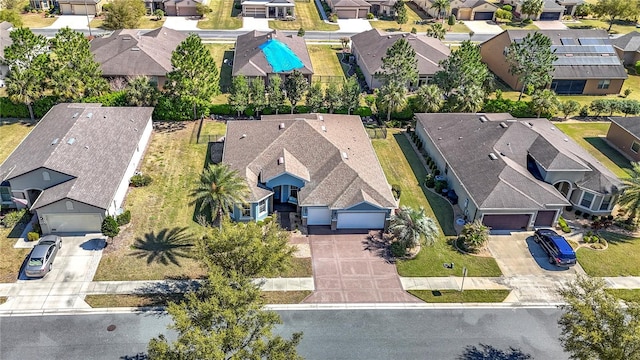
[
  {"x1": 583, "y1": 137, "x2": 631, "y2": 175},
  {"x1": 219, "y1": 50, "x2": 234, "y2": 92},
  {"x1": 130, "y1": 227, "x2": 195, "y2": 266},
  {"x1": 458, "y1": 343, "x2": 532, "y2": 360},
  {"x1": 393, "y1": 133, "x2": 457, "y2": 236},
  {"x1": 600, "y1": 231, "x2": 636, "y2": 245}
]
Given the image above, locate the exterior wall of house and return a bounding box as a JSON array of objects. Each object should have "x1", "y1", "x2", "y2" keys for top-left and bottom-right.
[
  {"x1": 8, "y1": 169, "x2": 75, "y2": 209},
  {"x1": 582, "y1": 79, "x2": 624, "y2": 95},
  {"x1": 351, "y1": 42, "x2": 379, "y2": 89},
  {"x1": 107, "y1": 118, "x2": 153, "y2": 216},
  {"x1": 265, "y1": 173, "x2": 305, "y2": 204},
  {"x1": 606, "y1": 122, "x2": 640, "y2": 162},
  {"x1": 471, "y1": 4, "x2": 496, "y2": 19},
  {"x1": 571, "y1": 188, "x2": 616, "y2": 214},
  {"x1": 232, "y1": 195, "x2": 271, "y2": 222},
  {"x1": 614, "y1": 48, "x2": 636, "y2": 66},
  {"x1": 36, "y1": 199, "x2": 106, "y2": 234},
  {"x1": 480, "y1": 32, "x2": 522, "y2": 91}
]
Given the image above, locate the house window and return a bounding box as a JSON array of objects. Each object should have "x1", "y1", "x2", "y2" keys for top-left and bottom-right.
[
  {"x1": 42, "y1": 171, "x2": 50, "y2": 181},
  {"x1": 65, "y1": 201, "x2": 74, "y2": 210},
  {"x1": 600, "y1": 195, "x2": 612, "y2": 211},
  {"x1": 445, "y1": 163, "x2": 449, "y2": 175},
  {"x1": 241, "y1": 203, "x2": 251, "y2": 217},
  {"x1": 259, "y1": 199, "x2": 267, "y2": 214},
  {"x1": 290, "y1": 186, "x2": 299, "y2": 201},
  {"x1": 0, "y1": 187, "x2": 10, "y2": 202},
  {"x1": 580, "y1": 192, "x2": 595, "y2": 209},
  {"x1": 632, "y1": 141, "x2": 640, "y2": 153},
  {"x1": 597, "y1": 80, "x2": 610, "y2": 89}
]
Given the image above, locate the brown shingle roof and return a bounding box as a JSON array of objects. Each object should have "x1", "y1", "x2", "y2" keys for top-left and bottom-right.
[{"x1": 222, "y1": 114, "x2": 396, "y2": 209}]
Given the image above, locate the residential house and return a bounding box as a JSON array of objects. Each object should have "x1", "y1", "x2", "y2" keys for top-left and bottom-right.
[
  {"x1": 367, "y1": 0, "x2": 397, "y2": 17},
  {"x1": 606, "y1": 117, "x2": 640, "y2": 162},
  {"x1": 90, "y1": 27, "x2": 187, "y2": 88},
  {"x1": 163, "y1": 0, "x2": 207, "y2": 16},
  {"x1": 481, "y1": 29, "x2": 627, "y2": 95},
  {"x1": 223, "y1": 113, "x2": 397, "y2": 230},
  {"x1": 29, "y1": 0, "x2": 54, "y2": 10},
  {"x1": 0, "y1": 21, "x2": 12, "y2": 84},
  {"x1": 612, "y1": 31, "x2": 640, "y2": 66},
  {"x1": 350, "y1": 29, "x2": 450, "y2": 89},
  {"x1": 326, "y1": 0, "x2": 371, "y2": 18},
  {"x1": 502, "y1": 0, "x2": 565, "y2": 20},
  {"x1": 58, "y1": 0, "x2": 107, "y2": 14},
  {"x1": 0, "y1": 103, "x2": 154, "y2": 234},
  {"x1": 415, "y1": 113, "x2": 622, "y2": 231},
  {"x1": 232, "y1": 30, "x2": 314, "y2": 84},
  {"x1": 415, "y1": 0, "x2": 498, "y2": 20},
  {"x1": 241, "y1": 0, "x2": 295, "y2": 18}
]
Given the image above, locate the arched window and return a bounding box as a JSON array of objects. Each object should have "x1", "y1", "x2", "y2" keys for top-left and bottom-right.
[
  {"x1": 42, "y1": 171, "x2": 50, "y2": 181},
  {"x1": 65, "y1": 201, "x2": 74, "y2": 210}
]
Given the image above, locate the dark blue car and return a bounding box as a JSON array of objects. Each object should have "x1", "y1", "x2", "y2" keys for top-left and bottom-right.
[{"x1": 534, "y1": 229, "x2": 577, "y2": 267}]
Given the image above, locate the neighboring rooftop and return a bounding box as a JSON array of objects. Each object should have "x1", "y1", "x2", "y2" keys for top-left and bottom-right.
[
  {"x1": 612, "y1": 31, "x2": 640, "y2": 52},
  {"x1": 610, "y1": 116, "x2": 640, "y2": 139},
  {"x1": 0, "y1": 21, "x2": 12, "y2": 61}
]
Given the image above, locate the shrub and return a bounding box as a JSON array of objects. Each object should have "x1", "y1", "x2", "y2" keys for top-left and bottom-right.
[
  {"x1": 116, "y1": 210, "x2": 131, "y2": 226},
  {"x1": 83, "y1": 90, "x2": 127, "y2": 106},
  {"x1": 2, "y1": 209, "x2": 27, "y2": 228},
  {"x1": 502, "y1": 4, "x2": 512, "y2": 11},
  {"x1": 579, "y1": 106, "x2": 588, "y2": 117},
  {"x1": 591, "y1": 215, "x2": 597, "y2": 221},
  {"x1": 367, "y1": 12, "x2": 374, "y2": 19},
  {"x1": 624, "y1": 88, "x2": 633, "y2": 98},
  {"x1": 523, "y1": 18, "x2": 532, "y2": 24},
  {"x1": 297, "y1": 28, "x2": 305, "y2": 37},
  {"x1": 391, "y1": 184, "x2": 402, "y2": 200},
  {"x1": 32, "y1": 222, "x2": 42, "y2": 235},
  {"x1": 411, "y1": 27, "x2": 417, "y2": 34},
  {"x1": 433, "y1": 169, "x2": 441, "y2": 176},
  {"x1": 565, "y1": 206, "x2": 573, "y2": 212},
  {"x1": 329, "y1": 13, "x2": 338, "y2": 22},
  {"x1": 101, "y1": 216, "x2": 120, "y2": 238},
  {"x1": 27, "y1": 232, "x2": 40, "y2": 242},
  {"x1": 575, "y1": 210, "x2": 582, "y2": 216},
  {"x1": 425, "y1": 174, "x2": 435, "y2": 188},
  {"x1": 390, "y1": 241, "x2": 407, "y2": 258},
  {"x1": 636, "y1": 61, "x2": 640, "y2": 76},
  {"x1": 209, "y1": 103, "x2": 233, "y2": 115},
  {"x1": 434, "y1": 180, "x2": 448, "y2": 194},
  {"x1": 582, "y1": 212, "x2": 590, "y2": 219},
  {"x1": 130, "y1": 174, "x2": 152, "y2": 187},
  {"x1": 558, "y1": 217, "x2": 570, "y2": 233}
]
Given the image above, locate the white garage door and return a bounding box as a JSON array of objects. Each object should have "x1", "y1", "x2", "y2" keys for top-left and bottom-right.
[
  {"x1": 72, "y1": 4, "x2": 96, "y2": 15},
  {"x1": 44, "y1": 213, "x2": 102, "y2": 233},
  {"x1": 307, "y1": 207, "x2": 332, "y2": 225},
  {"x1": 60, "y1": 3, "x2": 72, "y2": 14},
  {"x1": 336, "y1": 212, "x2": 386, "y2": 229}
]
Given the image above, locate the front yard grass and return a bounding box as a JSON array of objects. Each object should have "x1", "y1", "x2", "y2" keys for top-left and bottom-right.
[
  {"x1": 577, "y1": 231, "x2": 640, "y2": 277},
  {"x1": 0, "y1": 296, "x2": 6, "y2": 305},
  {"x1": 554, "y1": 122, "x2": 631, "y2": 179},
  {"x1": 372, "y1": 129, "x2": 502, "y2": 277},
  {"x1": 499, "y1": 21, "x2": 539, "y2": 30},
  {"x1": 567, "y1": 18, "x2": 637, "y2": 35},
  {"x1": 607, "y1": 289, "x2": 640, "y2": 302},
  {"x1": 20, "y1": 13, "x2": 57, "y2": 28},
  {"x1": 409, "y1": 289, "x2": 511, "y2": 303},
  {"x1": 369, "y1": 3, "x2": 469, "y2": 33},
  {"x1": 307, "y1": 45, "x2": 346, "y2": 79},
  {"x1": 269, "y1": 2, "x2": 339, "y2": 31},
  {"x1": 198, "y1": 0, "x2": 242, "y2": 29},
  {"x1": 84, "y1": 291, "x2": 311, "y2": 307},
  {"x1": 0, "y1": 228, "x2": 30, "y2": 283},
  {"x1": 90, "y1": 16, "x2": 165, "y2": 29},
  {"x1": 0, "y1": 120, "x2": 34, "y2": 163}
]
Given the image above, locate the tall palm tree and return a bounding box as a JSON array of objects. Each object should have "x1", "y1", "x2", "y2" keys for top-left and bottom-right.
[
  {"x1": 430, "y1": 0, "x2": 450, "y2": 21},
  {"x1": 531, "y1": 89, "x2": 560, "y2": 118},
  {"x1": 380, "y1": 81, "x2": 407, "y2": 122},
  {"x1": 449, "y1": 84, "x2": 484, "y2": 113},
  {"x1": 190, "y1": 164, "x2": 249, "y2": 226},
  {"x1": 389, "y1": 206, "x2": 440, "y2": 248},
  {"x1": 415, "y1": 84, "x2": 444, "y2": 113},
  {"x1": 618, "y1": 162, "x2": 640, "y2": 221}
]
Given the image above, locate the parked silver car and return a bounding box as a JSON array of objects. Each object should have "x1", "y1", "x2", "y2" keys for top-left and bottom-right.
[{"x1": 25, "y1": 235, "x2": 62, "y2": 278}]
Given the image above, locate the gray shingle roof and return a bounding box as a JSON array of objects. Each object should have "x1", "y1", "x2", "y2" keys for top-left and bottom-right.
[
  {"x1": 222, "y1": 114, "x2": 396, "y2": 209},
  {"x1": 612, "y1": 31, "x2": 640, "y2": 52},
  {"x1": 351, "y1": 29, "x2": 450, "y2": 77},
  {"x1": 232, "y1": 30, "x2": 314, "y2": 77},
  {"x1": 423, "y1": 0, "x2": 498, "y2": 9},
  {"x1": 90, "y1": 27, "x2": 187, "y2": 77},
  {"x1": 610, "y1": 116, "x2": 640, "y2": 139},
  {"x1": 0, "y1": 21, "x2": 12, "y2": 61},
  {"x1": 0, "y1": 103, "x2": 154, "y2": 210},
  {"x1": 333, "y1": 0, "x2": 370, "y2": 6},
  {"x1": 416, "y1": 113, "x2": 622, "y2": 210}
]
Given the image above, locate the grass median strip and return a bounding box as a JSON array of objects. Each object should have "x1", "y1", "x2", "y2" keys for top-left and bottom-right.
[
  {"x1": 85, "y1": 291, "x2": 312, "y2": 307},
  {"x1": 408, "y1": 289, "x2": 511, "y2": 303}
]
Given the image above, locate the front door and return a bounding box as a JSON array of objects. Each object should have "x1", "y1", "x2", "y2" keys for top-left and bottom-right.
[{"x1": 274, "y1": 186, "x2": 282, "y2": 202}]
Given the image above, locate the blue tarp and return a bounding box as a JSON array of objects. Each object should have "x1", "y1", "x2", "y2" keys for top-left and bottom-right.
[{"x1": 259, "y1": 39, "x2": 304, "y2": 73}]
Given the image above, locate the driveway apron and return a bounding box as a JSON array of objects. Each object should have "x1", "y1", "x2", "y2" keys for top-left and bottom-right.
[{"x1": 304, "y1": 228, "x2": 420, "y2": 303}]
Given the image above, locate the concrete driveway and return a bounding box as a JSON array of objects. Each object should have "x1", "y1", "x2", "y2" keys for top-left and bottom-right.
[
  {"x1": 533, "y1": 21, "x2": 568, "y2": 30},
  {"x1": 464, "y1": 20, "x2": 504, "y2": 34},
  {"x1": 304, "y1": 227, "x2": 420, "y2": 303},
  {"x1": 337, "y1": 19, "x2": 372, "y2": 33},
  {"x1": 46, "y1": 15, "x2": 92, "y2": 30},
  {"x1": 163, "y1": 16, "x2": 200, "y2": 31}
]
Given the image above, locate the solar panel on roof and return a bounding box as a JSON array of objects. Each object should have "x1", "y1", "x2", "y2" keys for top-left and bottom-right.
[
  {"x1": 552, "y1": 45, "x2": 616, "y2": 54},
  {"x1": 555, "y1": 56, "x2": 622, "y2": 66},
  {"x1": 578, "y1": 38, "x2": 606, "y2": 45},
  {"x1": 560, "y1": 38, "x2": 576, "y2": 45}
]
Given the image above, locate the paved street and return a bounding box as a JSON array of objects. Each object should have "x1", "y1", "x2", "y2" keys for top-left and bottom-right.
[{"x1": 0, "y1": 308, "x2": 568, "y2": 360}]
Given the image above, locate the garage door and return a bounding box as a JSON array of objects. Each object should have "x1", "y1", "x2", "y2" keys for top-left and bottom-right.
[
  {"x1": 534, "y1": 210, "x2": 556, "y2": 227},
  {"x1": 60, "y1": 3, "x2": 72, "y2": 14},
  {"x1": 482, "y1": 214, "x2": 530, "y2": 231},
  {"x1": 336, "y1": 212, "x2": 386, "y2": 229},
  {"x1": 473, "y1": 12, "x2": 494, "y2": 20},
  {"x1": 72, "y1": 4, "x2": 95, "y2": 15},
  {"x1": 44, "y1": 213, "x2": 102, "y2": 233},
  {"x1": 337, "y1": 9, "x2": 358, "y2": 18},
  {"x1": 307, "y1": 207, "x2": 332, "y2": 225},
  {"x1": 539, "y1": 12, "x2": 561, "y2": 20}
]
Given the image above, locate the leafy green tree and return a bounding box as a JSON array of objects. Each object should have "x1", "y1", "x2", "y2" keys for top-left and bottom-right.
[
  {"x1": 395, "y1": 0, "x2": 408, "y2": 26},
  {"x1": 199, "y1": 218, "x2": 295, "y2": 278},
  {"x1": 447, "y1": 14, "x2": 456, "y2": 30},
  {"x1": 195, "y1": 3, "x2": 212, "y2": 17},
  {"x1": 0, "y1": 9, "x2": 22, "y2": 27},
  {"x1": 229, "y1": 75, "x2": 251, "y2": 116},
  {"x1": 530, "y1": 89, "x2": 560, "y2": 118},
  {"x1": 103, "y1": 0, "x2": 146, "y2": 29},
  {"x1": 590, "y1": 98, "x2": 620, "y2": 117},
  {"x1": 495, "y1": 8, "x2": 512, "y2": 22},
  {"x1": 506, "y1": 32, "x2": 557, "y2": 101},
  {"x1": 560, "y1": 100, "x2": 581, "y2": 120},
  {"x1": 426, "y1": 23, "x2": 446, "y2": 40},
  {"x1": 153, "y1": 9, "x2": 164, "y2": 20},
  {"x1": 434, "y1": 40, "x2": 490, "y2": 97},
  {"x1": 306, "y1": 82, "x2": 324, "y2": 112},
  {"x1": 297, "y1": 27, "x2": 305, "y2": 37},
  {"x1": 458, "y1": 220, "x2": 490, "y2": 252},
  {"x1": 190, "y1": 163, "x2": 249, "y2": 225},
  {"x1": 593, "y1": 0, "x2": 638, "y2": 31},
  {"x1": 267, "y1": 75, "x2": 285, "y2": 114},
  {"x1": 342, "y1": 75, "x2": 361, "y2": 115},
  {"x1": 521, "y1": 0, "x2": 544, "y2": 19},
  {"x1": 415, "y1": 84, "x2": 444, "y2": 113},
  {"x1": 284, "y1": 70, "x2": 308, "y2": 114},
  {"x1": 575, "y1": 3, "x2": 592, "y2": 17},
  {"x1": 558, "y1": 275, "x2": 640, "y2": 360},
  {"x1": 448, "y1": 83, "x2": 485, "y2": 112},
  {"x1": 379, "y1": 80, "x2": 407, "y2": 122},
  {"x1": 430, "y1": 0, "x2": 450, "y2": 21},
  {"x1": 621, "y1": 99, "x2": 640, "y2": 116},
  {"x1": 3, "y1": 28, "x2": 48, "y2": 121},
  {"x1": 125, "y1": 76, "x2": 159, "y2": 107},
  {"x1": 376, "y1": 38, "x2": 418, "y2": 88},
  {"x1": 324, "y1": 81, "x2": 342, "y2": 113},
  {"x1": 101, "y1": 216, "x2": 120, "y2": 239},
  {"x1": 340, "y1": 37, "x2": 350, "y2": 52},
  {"x1": 165, "y1": 34, "x2": 220, "y2": 119},
  {"x1": 250, "y1": 77, "x2": 267, "y2": 117},
  {"x1": 619, "y1": 162, "x2": 640, "y2": 220},
  {"x1": 148, "y1": 271, "x2": 303, "y2": 360},
  {"x1": 389, "y1": 206, "x2": 439, "y2": 248},
  {"x1": 0, "y1": 0, "x2": 20, "y2": 10}
]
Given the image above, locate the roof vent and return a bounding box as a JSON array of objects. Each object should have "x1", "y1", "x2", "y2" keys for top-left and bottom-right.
[
  {"x1": 527, "y1": 122, "x2": 534, "y2": 127},
  {"x1": 278, "y1": 156, "x2": 284, "y2": 165},
  {"x1": 84, "y1": 145, "x2": 89, "y2": 149},
  {"x1": 134, "y1": 128, "x2": 138, "y2": 132},
  {"x1": 321, "y1": 125, "x2": 326, "y2": 132},
  {"x1": 458, "y1": 136, "x2": 463, "y2": 140},
  {"x1": 123, "y1": 36, "x2": 131, "y2": 40},
  {"x1": 489, "y1": 153, "x2": 498, "y2": 160},
  {"x1": 564, "y1": 138, "x2": 569, "y2": 142},
  {"x1": 318, "y1": 115, "x2": 324, "y2": 121},
  {"x1": 86, "y1": 112, "x2": 93, "y2": 118},
  {"x1": 51, "y1": 138, "x2": 59, "y2": 145},
  {"x1": 294, "y1": 118, "x2": 306, "y2": 121},
  {"x1": 72, "y1": 112, "x2": 79, "y2": 118},
  {"x1": 387, "y1": 35, "x2": 392, "y2": 39},
  {"x1": 67, "y1": 137, "x2": 76, "y2": 145},
  {"x1": 131, "y1": 47, "x2": 140, "y2": 51},
  {"x1": 479, "y1": 115, "x2": 488, "y2": 122},
  {"x1": 279, "y1": 122, "x2": 285, "y2": 129},
  {"x1": 342, "y1": 152, "x2": 348, "y2": 159},
  {"x1": 130, "y1": 118, "x2": 134, "y2": 122},
  {"x1": 499, "y1": 122, "x2": 508, "y2": 128},
  {"x1": 241, "y1": 134, "x2": 247, "y2": 139}
]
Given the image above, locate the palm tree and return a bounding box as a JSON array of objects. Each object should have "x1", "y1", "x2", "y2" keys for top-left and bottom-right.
[
  {"x1": 531, "y1": 89, "x2": 560, "y2": 118},
  {"x1": 458, "y1": 220, "x2": 490, "y2": 253},
  {"x1": 430, "y1": 0, "x2": 450, "y2": 21},
  {"x1": 618, "y1": 162, "x2": 640, "y2": 221},
  {"x1": 415, "y1": 84, "x2": 444, "y2": 112},
  {"x1": 380, "y1": 81, "x2": 407, "y2": 122},
  {"x1": 426, "y1": 23, "x2": 446, "y2": 40},
  {"x1": 190, "y1": 164, "x2": 249, "y2": 226},
  {"x1": 449, "y1": 84, "x2": 484, "y2": 113},
  {"x1": 389, "y1": 206, "x2": 440, "y2": 248}
]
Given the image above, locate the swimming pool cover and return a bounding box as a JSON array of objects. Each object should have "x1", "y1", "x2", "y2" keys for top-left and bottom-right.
[{"x1": 259, "y1": 39, "x2": 304, "y2": 73}]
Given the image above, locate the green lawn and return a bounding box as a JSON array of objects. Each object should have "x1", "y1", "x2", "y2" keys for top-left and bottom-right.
[
  {"x1": 90, "y1": 16, "x2": 165, "y2": 29},
  {"x1": 307, "y1": 45, "x2": 347, "y2": 80},
  {"x1": 409, "y1": 289, "x2": 510, "y2": 303},
  {"x1": 607, "y1": 289, "x2": 640, "y2": 302},
  {"x1": 269, "y1": 2, "x2": 339, "y2": 31},
  {"x1": 198, "y1": 0, "x2": 242, "y2": 29},
  {"x1": 0, "y1": 120, "x2": 34, "y2": 162},
  {"x1": 200, "y1": 119, "x2": 227, "y2": 137},
  {"x1": 499, "y1": 21, "x2": 539, "y2": 30},
  {"x1": 554, "y1": 122, "x2": 632, "y2": 179},
  {"x1": 205, "y1": 44, "x2": 234, "y2": 92},
  {"x1": 372, "y1": 130, "x2": 502, "y2": 277},
  {"x1": 370, "y1": 4, "x2": 468, "y2": 33},
  {"x1": 85, "y1": 291, "x2": 311, "y2": 307},
  {"x1": 20, "y1": 13, "x2": 57, "y2": 28},
  {"x1": 567, "y1": 18, "x2": 638, "y2": 34},
  {"x1": 577, "y1": 231, "x2": 640, "y2": 277}
]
